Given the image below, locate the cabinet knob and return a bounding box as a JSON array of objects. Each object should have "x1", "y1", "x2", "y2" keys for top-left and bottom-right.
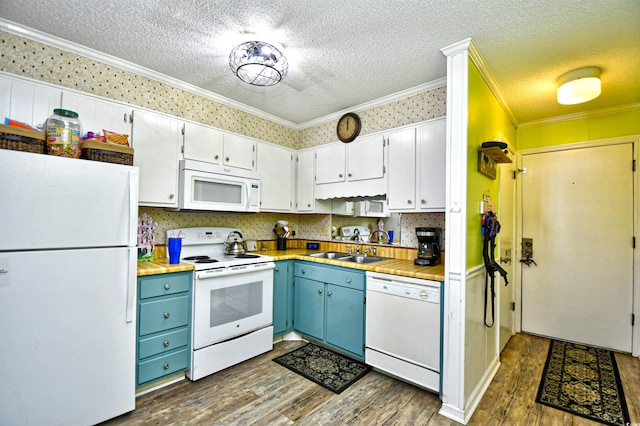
[
  {"x1": 318, "y1": 289, "x2": 322, "y2": 294},
  {"x1": 407, "y1": 200, "x2": 412, "y2": 204},
  {"x1": 421, "y1": 199, "x2": 426, "y2": 204},
  {"x1": 163, "y1": 340, "x2": 170, "y2": 347},
  {"x1": 346, "y1": 278, "x2": 351, "y2": 283},
  {"x1": 164, "y1": 283, "x2": 171, "y2": 290},
  {"x1": 301, "y1": 269, "x2": 306, "y2": 274},
  {"x1": 327, "y1": 291, "x2": 332, "y2": 296},
  {"x1": 163, "y1": 363, "x2": 170, "y2": 370},
  {"x1": 169, "y1": 194, "x2": 175, "y2": 199},
  {"x1": 348, "y1": 173, "x2": 352, "y2": 177},
  {"x1": 215, "y1": 155, "x2": 219, "y2": 160},
  {"x1": 339, "y1": 174, "x2": 343, "y2": 178},
  {"x1": 225, "y1": 157, "x2": 230, "y2": 162},
  {"x1": 307, "y1": 203, "x2": 311, "y2": 207},
  {"x1": 164, "y1": 312, "x2": 170, "y2": 319},
  {"x1": 275, "y1": 267, "x2": 280, "y2": 272}
]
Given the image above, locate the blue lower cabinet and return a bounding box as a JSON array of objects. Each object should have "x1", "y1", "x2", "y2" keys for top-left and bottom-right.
[
  {"x1": 273, "y1": 260, "x2": 295, "y2": 336},
  {"x1": 136, "y1": 271, "x2": 192, "y2": 388},
  {"x1": 293, "y1": 277, "x2": 325, "y2": 340},
  {"x1": 293, "y1": 261, "x2": 365, "y2": 359}
]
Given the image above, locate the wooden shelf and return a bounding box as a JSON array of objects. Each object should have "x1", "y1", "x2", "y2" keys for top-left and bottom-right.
[{"x1": 479, "y1": 147, "x2": 512, "y2": 163}]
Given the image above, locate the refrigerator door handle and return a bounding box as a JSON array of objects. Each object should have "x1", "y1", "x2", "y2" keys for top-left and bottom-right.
[
  {"x1": 126, "y1": 248, "x2": 136, "y2": 323},
  {"x1": 128, "y1": 168, "x2": 140, "y2": 247}
]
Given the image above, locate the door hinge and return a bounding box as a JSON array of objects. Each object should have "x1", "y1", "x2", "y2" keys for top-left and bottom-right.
[
  {"x1": 285, "y1": 319, "x2": 288, "y2": 326},
  {"x1": 181, "y1": 124, "x2": 185, "y2": 135},
  {"x1": 363, "y1": 297, "x2": 366, "y2": 304},
  {"x1": 633, "y1": 236, "x2": 636, "y2": 249},
  {"x1": 362, "y1": 344, "x2": 366, "y2": 352},
  {"x1": 632, "y1": 314, "x2": 635, "y2": 326},
  {"x1": 181, "y1": 145, "x2": 184, "y2": 154},
  {"x1": 511, "y1": 302, "x2": 516, "y2": 311},
  {"x1": 383, "y1": 165, "x2": 386, "y2": 174},
  {"x1": 633, "y1": 159, "x2": 636, "y2": 172},
  {"x1": 513, "y1": 170, "x2": 517, "y2": 179}
]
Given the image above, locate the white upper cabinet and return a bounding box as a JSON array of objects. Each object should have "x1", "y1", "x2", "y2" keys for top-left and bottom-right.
[
  {"x1": 131, "y1": 109, "x2": 182, "y2": 207},
  {"x1": 296, "y1": 149, "x2": 330, "y2": 213},
  {"x1": 0, "y1": 74, "x2": 62, "y2": 130},
  {"x1": 182, "y1": 121, "x2": 224, "y2": 164},
  {"x1": 417, "y1": 117, "x2": 446, "y2": 211},
  {"x1": 387, "y1": 127, "x2": 417, "y2": 211},
  {"x1": 346, "y1": 134, "x2": 385, "y2": 181},
  {"x1": 223, "y1": 133, "x2": 256, "y2": 171},
  {"x1": 61, "y1": 91, "x2": 132, "y2": 136},
  {"x1": 257, "y1": 142, "x2": 294, "y2": 212},
  {"x1": 315, "y1": 143, "x2": 346, "y2": 184}
]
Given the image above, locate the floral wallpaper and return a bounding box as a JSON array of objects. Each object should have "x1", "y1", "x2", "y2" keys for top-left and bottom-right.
[{"x1": 2, "y1": 29, "x2": 446, "y2": 249}]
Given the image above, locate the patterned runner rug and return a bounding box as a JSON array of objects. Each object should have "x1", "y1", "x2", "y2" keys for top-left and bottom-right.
[
  {"x1": 536, "y1": 339, "x2": 630, "y2": 425},
  {"x1": 273, "y1": 343, "x2": 371, "y2": 394}
]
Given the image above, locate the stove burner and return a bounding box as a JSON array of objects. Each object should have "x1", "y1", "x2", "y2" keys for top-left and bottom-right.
[
  {"x1": 183, "y1": 255, "x2": 210, "y2": 261},
  {"x1": 195, "y1": 259, "x2": 219, "y2": 264}
]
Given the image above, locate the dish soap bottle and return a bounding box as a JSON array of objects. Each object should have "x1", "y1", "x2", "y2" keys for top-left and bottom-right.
[{"x1": 377, "y1": 219, "x2": 385, "y2": 243}]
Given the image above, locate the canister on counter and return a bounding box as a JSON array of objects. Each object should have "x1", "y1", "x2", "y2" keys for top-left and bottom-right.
[{"x1": 46, "y1": 109, "x2": 82, "y2": 158}]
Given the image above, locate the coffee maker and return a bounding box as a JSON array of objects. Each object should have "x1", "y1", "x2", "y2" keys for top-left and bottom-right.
[{"x1": 414, "y1": 227, "x2": 440, "y2": 266}]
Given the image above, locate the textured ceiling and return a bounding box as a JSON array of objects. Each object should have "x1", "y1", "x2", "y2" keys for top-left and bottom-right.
[{"x1": 0, "y1": 0, "x2": 638, "y2": 127}]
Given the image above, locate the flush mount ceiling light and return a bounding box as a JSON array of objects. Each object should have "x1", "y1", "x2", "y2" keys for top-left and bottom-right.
[
  {"x1": 557, "y1": 67, "x2": 601, "y2": 105},
  {"x1": 229, "y1": 41, "x2": 288, "y2": 86}
]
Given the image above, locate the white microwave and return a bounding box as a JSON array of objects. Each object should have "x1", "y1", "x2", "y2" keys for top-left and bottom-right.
[
  {"x1": 178, "y1": 159, "x2": 260, "y2": 212},
  {"x1": 354, "y1": 199, "x2": 389, "y2": 217}
]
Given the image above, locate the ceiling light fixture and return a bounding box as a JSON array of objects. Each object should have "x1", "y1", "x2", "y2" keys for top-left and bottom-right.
[
  {"x1": 229, "y1": 41, "x2": 288, "y2": 86},
  {"x1": 557, "y1": 67, "x2": 601, "y2": 105}
]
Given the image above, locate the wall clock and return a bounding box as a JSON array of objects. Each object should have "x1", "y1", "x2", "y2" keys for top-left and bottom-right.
[{"x1": 336, "y1": 112, "x2": 361, "y2": 143}]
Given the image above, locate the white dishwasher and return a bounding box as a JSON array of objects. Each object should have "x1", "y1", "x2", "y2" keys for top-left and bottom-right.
[{"x1": 365, "y1": 271, "x2": 441, "y2": 393}]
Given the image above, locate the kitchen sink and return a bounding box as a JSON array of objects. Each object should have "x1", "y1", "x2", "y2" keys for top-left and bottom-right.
[
  {"x1": 306, "y1": 252, "x2": 351, "y2": 260},
  {"x1": 305, "y1": 252, "x2": 389, "y2": 263}
]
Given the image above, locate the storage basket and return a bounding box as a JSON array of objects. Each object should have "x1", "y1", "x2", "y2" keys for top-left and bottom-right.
[
  {"x1": 81, "y1": 140, "x2": 134, "y2": 165},
  {"x1": 0, "y1": 124, "x2": 46, "y2": 154}
]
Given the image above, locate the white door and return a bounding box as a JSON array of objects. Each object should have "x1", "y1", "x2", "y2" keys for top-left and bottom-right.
[
  {"x1": 315, "y1": 143, "x2": 346, "y2": 184},
  {"x1": 387, "y1": 127, "x2": 416, "y2": 211},
  {"x1": 296, "y1": 150, "x2": 315, "y2": 211},
  {"x1": 183, "y1": 121, "x2": 223, "y2": 164},
  {"x1": 222, "y1": 133, "x2": 255, "y2": 170},
  {"x1": 521, "y1": 142, "x2": 634, "y2": 352},
  {"x1": 347, "y1": 134, "x2": 385, "y2": 181},
  {"x1": 61, "y1": 91, "x2": 132, "y2": 136},
  {"x1": 257, "y1": 142, "x2": 294, "y2": 211},
  {"x1": 499, "y1": 160, "x2": 516, "y2": 353},
  {"x1": 417, "y1": 118, "x2": 446, "y2": 211}
]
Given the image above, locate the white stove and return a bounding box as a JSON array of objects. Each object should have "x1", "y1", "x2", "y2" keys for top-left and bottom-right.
[
  {"x1": 167, "y1": 227, "x2": 273, "y2": 271},
  {"x1": 166, "y1": 227, "x2": 275, "y2": 381}
]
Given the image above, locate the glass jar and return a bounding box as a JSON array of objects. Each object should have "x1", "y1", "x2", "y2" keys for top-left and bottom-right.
[{"x1": 46, "y1": 109, "x2": 82, "y2": 158}]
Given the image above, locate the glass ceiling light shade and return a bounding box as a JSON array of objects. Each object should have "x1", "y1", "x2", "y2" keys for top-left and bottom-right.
[
  {"x1": 557, "y1": 67, "x2": 601, "y2": 105},
  {"x1": 229, "y1": 41, "x2": 288, "y2": 86}
]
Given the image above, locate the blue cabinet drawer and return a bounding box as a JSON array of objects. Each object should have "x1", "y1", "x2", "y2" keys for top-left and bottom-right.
[
  {"x1": 138, "y1": 327, "x2": 190, "y2": 359},
  {"x1": 139, "y1": 295, "x2": 190, "y2": 336},
  {"x1": 137, "y1": 348, "x2": 189, "y2": 385},
  {"x1": 139, "y1": 272, "x2": 191, "y2": 299},
  {"x1": 294, "y1": 262, "x2": 364, "y2": 290}
]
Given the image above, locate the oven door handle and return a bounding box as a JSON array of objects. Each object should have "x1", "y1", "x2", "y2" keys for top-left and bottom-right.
[{"x1": 196, "y1": 262, "x2": 275, "y2": 280}]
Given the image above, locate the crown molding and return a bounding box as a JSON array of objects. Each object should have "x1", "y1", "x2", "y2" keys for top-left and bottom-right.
[
  {"x1": 297, "y1": 77, "x2": 447, "y2": 129},
  {"x1": 518, "y1": 102, "x2": 640, "y2": 128}
]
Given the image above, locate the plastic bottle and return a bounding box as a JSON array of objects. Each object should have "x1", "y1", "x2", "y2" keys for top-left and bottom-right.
[{"x1": 46, "y1": 109, "x2": 82, "y2": 158}]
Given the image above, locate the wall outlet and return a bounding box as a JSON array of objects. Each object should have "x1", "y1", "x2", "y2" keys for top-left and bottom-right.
[{"x1": 321, "y1": 225, "x2": 330, "y2": 236}]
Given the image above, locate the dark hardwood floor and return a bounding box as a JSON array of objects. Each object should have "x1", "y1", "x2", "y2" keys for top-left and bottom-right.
[{"x1": 104, "y1": 334, "x2": 639, "y2": 425}]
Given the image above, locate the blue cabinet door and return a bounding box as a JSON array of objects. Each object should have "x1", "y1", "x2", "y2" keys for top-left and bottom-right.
[
  {"x1": 326, "y1": 283, "x2": 365, "y2": 357},
  {"x1": 294, "y1": 277, "x2": 325, "y2": 340},
  {"x1": 273, "y1": 260, "x2": 294, "y2": 336}
]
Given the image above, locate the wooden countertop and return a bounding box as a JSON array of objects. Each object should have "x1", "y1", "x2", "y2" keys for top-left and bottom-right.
[
  {"x1": 258, "y1": 248, "x2": 444, "y2": 281},
  {"x1": 137, "y1": 258, "x2": 195, "y2": 276},
  {"x1": 137, "y1": 247, "x2": 443, "y2": 282}
]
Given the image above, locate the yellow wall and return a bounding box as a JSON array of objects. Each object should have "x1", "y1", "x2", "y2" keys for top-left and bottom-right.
[
  {"x1": 467, "y1": 59, "x2": 516, "y2": 268},
  {"x1": 517, "y1": 108, "x2": 640, "y2": 150}
]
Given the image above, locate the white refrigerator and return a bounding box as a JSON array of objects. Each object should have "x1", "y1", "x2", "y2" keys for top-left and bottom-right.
[{"x1": 0, "y1": 149, "x2": 139, "y2": 425}]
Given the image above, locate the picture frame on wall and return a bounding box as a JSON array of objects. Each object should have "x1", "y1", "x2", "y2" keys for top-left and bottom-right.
[{"x1": 477, "y1": 151, "x2": 497, "y2": 179}]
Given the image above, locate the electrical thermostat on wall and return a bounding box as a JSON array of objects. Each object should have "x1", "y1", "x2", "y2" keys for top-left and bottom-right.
[{"x1": 306, "y1": 242, "x2": 319, "y2": 250}]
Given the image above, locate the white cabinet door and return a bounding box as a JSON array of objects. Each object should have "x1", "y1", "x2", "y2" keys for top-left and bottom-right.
[
  {"x1": 296, "y1": 150, "x2": 314, "y2": 211},
  {"x1": 0, "y1": 75, "x2": 11, "y2": 121},
  {"x1": 315, "y1": 143, "x2": 345, "y2": 184},
  {"x1": 131, "y1": 109, "x2": 182, "y2": 207},
  {"x1": 257, "y1": 142, "x2": 294, "y2": 211},
  {"x1": 61, "y1": 91, "x2": 132, "y2": 136},
  {"x1": 346, "y1": 134, "x2": 384, "y2": 181},
  {"x1": 10, "y1": 78, "x2": 61, "y2": 129},
  {"x1": 222, "y1": 133, "x2": 255, "y2": 170},
  {"x1": 183, "y1": 121, "x2": 223, "y2": 164},
  {"x1": 387, "y1": 128, "x2": 417, "y2": 211},
  {"x1": 417, "y1": 118, "x2": 446, "y2": 211}
]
